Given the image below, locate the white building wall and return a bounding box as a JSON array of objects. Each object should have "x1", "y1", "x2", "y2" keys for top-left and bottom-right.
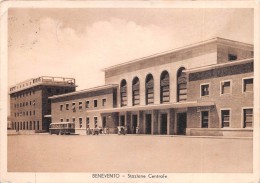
[{"x1": 105, "y1": 52, "x2": 217, "y2": 107}]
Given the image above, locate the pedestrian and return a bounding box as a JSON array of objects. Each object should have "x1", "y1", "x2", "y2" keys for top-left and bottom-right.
[
  {"x1": 136, "y1": 126, "x2": 139, "y2": 134},
  {"x1": 124, "y1": 126, "x2": 127, "y2": 135},
  {"x1": 117, "y1": 126, "x2": 121, "y2": 135}
]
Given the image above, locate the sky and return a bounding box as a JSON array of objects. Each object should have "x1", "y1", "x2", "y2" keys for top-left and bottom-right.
[{"x1": 8, "y1": 8, "x2": 253, "y2": 90}]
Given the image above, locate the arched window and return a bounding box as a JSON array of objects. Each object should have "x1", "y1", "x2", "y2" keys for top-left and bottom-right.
[
  {"x1": 177, "y1": 67, "x2": 187, "y2": 102},
  {"x1": 132, "y1": 77, "x2": 140, "y2": 106},
  {"x1": 160, "y1": 71, "x2": 170, "y2": 103},
  {"x1": 145, "y1": 74, "x2": 154, "y2": 105},
  {"x1": 120, "y1": 79, "x2": 127, "y2": 107}
]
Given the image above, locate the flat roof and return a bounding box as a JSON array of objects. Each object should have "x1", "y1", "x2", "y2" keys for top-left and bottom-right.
[
  {"x1": 184, "y1": 58, "x2": 253, "y2": 73},
  {"x1": 49, "y1": 84, "x2": 118, "y2": 99},
  {"x1": 102, "y1": 37, "x2": 253, "y2": 72},
  {"x1": 86, "y1": 101, "x2": 215, "y2": 113},
  {"x1": 9, "y1": 76, "x2": 76, "y2": 94}
]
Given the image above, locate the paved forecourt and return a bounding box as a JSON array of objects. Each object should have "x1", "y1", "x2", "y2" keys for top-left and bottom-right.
[{"x1": 7, "y1": 134, "x2": 252, "y2": 173}]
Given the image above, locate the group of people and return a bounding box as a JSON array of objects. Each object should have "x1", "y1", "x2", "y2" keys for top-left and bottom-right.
[
  {"x1": 86, "y1": 127, "x2": 109, "y2": 135},
  {"x1": 86, "y1": 126, "x2": 140, "y2": 135},
  {"x1": 117, "y1": 125, "x2": 140, "y2": 135}
]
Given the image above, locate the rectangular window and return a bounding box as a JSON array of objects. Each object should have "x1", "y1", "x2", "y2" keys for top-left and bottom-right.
[
  {"x1": 201, "y1": 84, "x2": 209, "y2": 96},
  {"x1": 79, "y1": 118, "x2": 82, "y2": 128},
  {"x1": 86, "y1": 117, "x2": 90, "y2": 128},
  {"x1": 243, "y1": 78, "x2": 253, "y2": 92},
  {"x1": 60, "y1": 118, "x2": 63, "y2": 122},
  {"x1": 243, "y1": 108, "x2": 253, "y2": 128},
  {"x1": 72, "y1": 118, "x2": 76, "y2": 123},
  {"x1": 72, "y1": 102, "x2": 76, "y2": 111},
  {"x1": 221, "y1": 81, "x2": 231, "y2": 94},
  {"x1": 102, "y1": 98, "x2": 106, "y2": 107},
  {"x1": 94, "y1": 100, "x2": 98, "y2": 108},
  {"x1": 228, "y1": 54, "x2": 237, "y2": 61},
  {"x1": 201, "y1": 111, "x2": 209, "y2": 128},
  {"x1": 60, "y1": 105, "x2": 63, "y2": 111},
  {"x1": 79, "y1": 101, "x2": 83, "y2": 110},
  {"x1": 86, "y1": 101, "x2": 90, "y2": 108},
  {"x1": 66, "y1": 103, "x2": 69, "y2": 110},
  {"x1": 221, "y1": 110, "x2": 230, "y2": 128},
  {"x1": 66, "y1": 118, "x2": 69, "y2": 122},
  {"x1": 94, "y1": 117, "x2": 98, "y2": 128}
]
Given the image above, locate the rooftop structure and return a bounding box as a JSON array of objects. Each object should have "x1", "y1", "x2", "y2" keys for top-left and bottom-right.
[{"x1": 9, "y1": 76, "x2": 76, "y2": 94}]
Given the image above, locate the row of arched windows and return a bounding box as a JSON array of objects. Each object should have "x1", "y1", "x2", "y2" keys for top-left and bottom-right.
[{"x1": 120, "y1": 68, "x2": 187, "y2": 107}]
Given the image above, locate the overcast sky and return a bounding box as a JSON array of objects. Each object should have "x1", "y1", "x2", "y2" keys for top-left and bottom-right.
[{"x1": 8, "y1": 8, "x2": 253, "y2": 90}]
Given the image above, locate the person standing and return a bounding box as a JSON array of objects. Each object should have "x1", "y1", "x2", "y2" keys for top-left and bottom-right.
[
  {"x1": 136, "y1": 126, "x2": 139, "y2": 134},
  {"x1": 117, "y1": 126, "x2": 121, "y2": 135},
  {"x1": 124, "y1": 126, "x2": 127, "y2": 135}
]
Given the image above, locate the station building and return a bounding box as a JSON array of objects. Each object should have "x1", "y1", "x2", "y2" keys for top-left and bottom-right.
[
  {"x1": 9, "y1": 76, "x2": 76, "y2": 132},
  {"x1": 49, "y1": 37, "x2": 254, "y2": 136}
]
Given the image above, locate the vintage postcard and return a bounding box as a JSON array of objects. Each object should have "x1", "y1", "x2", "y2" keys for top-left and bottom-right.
[{"x1": 0, "y1": 1, "x2": 259, "y2": 183}]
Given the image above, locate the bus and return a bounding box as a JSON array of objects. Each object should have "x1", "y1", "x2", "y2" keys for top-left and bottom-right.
[{"x1": 49, "y1": 122, "x2": 75, "y2": 135}]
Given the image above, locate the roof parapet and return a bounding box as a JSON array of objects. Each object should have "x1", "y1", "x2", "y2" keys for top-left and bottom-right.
[{"x1": 9, "y1": 76, "x2": 76, "y2": 94}]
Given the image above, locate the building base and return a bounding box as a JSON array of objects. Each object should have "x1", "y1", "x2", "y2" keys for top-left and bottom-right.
[{"x1": 186, "y1": 128, "x2": 253, "y2": 137}]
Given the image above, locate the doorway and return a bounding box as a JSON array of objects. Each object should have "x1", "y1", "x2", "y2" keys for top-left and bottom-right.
[
  {"x1": 120, "y1": 115, "x2": 125, "y2": 126},
  {"x1": 102, "y1": 116, "x2": 107, "y2": 128},
  {"x1": 145, "y1": 114, "x2": 152, "y2": 134},
  {"x1": 132, "y1": 115, "x2": 138, "y2": 134},
  {"x1": 177, "y1": 112, "x2": 187, "y2": 135},
  {"x1": 161, "y1": 114, "x2": 168, "y2": 135}
]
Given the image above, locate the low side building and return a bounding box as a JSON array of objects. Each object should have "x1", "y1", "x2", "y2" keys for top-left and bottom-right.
[
  {"x1": 9, "y1": 76, "x2": 76, "y2": 132},
  {"x1": 185, "y1": 58, "x2": 253, "y2": 136},
  {"x1": 49, "y1": 84, "x2": 118, "y2": 135}
]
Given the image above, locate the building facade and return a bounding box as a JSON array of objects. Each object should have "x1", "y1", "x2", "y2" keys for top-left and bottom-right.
[
  {"x1": 9, "y1": 76, "x2": 76, "y2": 132},
  {"x1": 49, "y1": 85, "x2": 118, "y2": 135},
  {"x1": 10, "y1": 37, "x2": 253, "y2": 136},
  {"x1": 185, "y1": 59, "x2": 253, "y2": 136},
  {"x1": 99, "y1": 37, "x2": 254, "y2": 136}
]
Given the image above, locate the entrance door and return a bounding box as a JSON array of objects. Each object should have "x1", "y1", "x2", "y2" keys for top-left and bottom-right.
[
  {"x1": 145, "y1": 114, "x2": 152, "y2": 134},
  {"x1": 161, "y1": 114, "x2": 168, "y2": 135},
  {"x1": 177, "y1": 113, "x2": 187, "y2": 135},
  {"x1": 120, "y1": 115, "x2": 125, "y2": 126},
  {"x1": 132, "y1": 115, "x2": 138, "y2": 134},
  {"x1": 102, "y1": 116, "x2": 107, "y2": 128}
]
